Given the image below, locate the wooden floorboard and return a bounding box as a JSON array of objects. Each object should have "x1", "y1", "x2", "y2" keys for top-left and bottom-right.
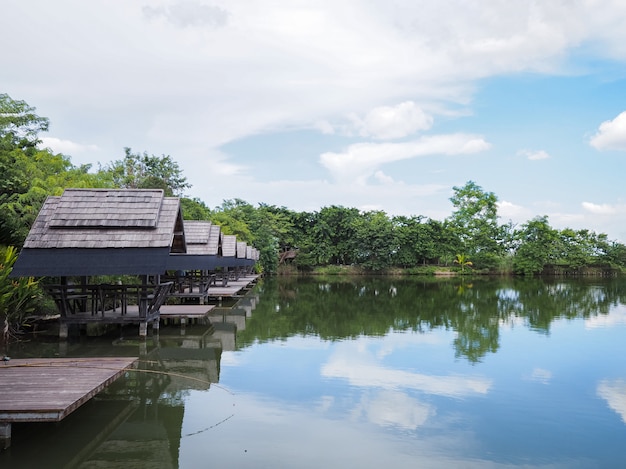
[
  {"x1": 0, "y1": 357, "x2": 137, "y2": 422},
  {"x1": 159, "y1": 304, "x2": 215, "y2": 318},
  {"x1": 207, "y1": 275, "x2": 259, "y2": 298}
]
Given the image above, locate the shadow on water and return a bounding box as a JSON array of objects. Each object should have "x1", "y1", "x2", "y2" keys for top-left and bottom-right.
[{"x1": 0, "y1": 293, "x2": 250, "y2": 468}]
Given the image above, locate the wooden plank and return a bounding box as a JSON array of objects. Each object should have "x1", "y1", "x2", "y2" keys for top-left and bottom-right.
[
  {"x1": 0, "y1": 357, "x2": 137, "y2": 423},
  {"x1": 159, "y1": 304, "x2": 215, "y2": 319}
]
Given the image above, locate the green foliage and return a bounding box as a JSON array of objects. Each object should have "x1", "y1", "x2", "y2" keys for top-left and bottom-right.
[
  {"x1": 0, "y1": 149, "x2": 104, "y2": 246},
  {"x1": 0, "y1": 93, "x2": 49, "y2": 151},
  {"x1": 454, "y1": 253, "x2": 473, "y2": 273},
  {"x1": 312, "y1": 206, "x2": 360, "y2": 265},
  {"x1": 180, "y1": 197, "x2": 212, "y2": 220},
  {"x1": 0, "y1": 94, "x2": 105, "y2": 246},
  {"x1": 101, "y1": 147, "x2": 190, "y2": 196},
  {"x1": 0, "y1": 246, "x2": 41, "y2": 347},
  {"x1": 210, "y1": 199, "x2": 295, "y2": 274},
  {"x1": 513, "y1": 216, "x2": 558, "y2": 275},
  {"x1": 448, "y1": 181, "x2": 504, "y2": 263},
  {"x1": 352, "y1": 210, "x2": 394, "y2": 271}
]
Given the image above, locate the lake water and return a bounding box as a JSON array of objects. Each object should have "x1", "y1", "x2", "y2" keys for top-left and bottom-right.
[{"x1": 2, "y1": 276, "x2": 626, "y2": 468}]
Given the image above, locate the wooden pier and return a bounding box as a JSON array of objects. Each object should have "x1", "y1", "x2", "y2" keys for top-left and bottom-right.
[
  {"x1": 159, "y1": 304, "x2": 216, "y2": 325},
  {"x1": 207, "y1": 275, "x2": 259, "y2": 299},
  {"x1": 0, "y1": 357, "x2": 137, "y2": 449}
]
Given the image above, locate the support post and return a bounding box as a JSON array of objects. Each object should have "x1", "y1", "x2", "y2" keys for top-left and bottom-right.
[{"x1": 0, "y1": 422, "x2": 11, "y2": 449}]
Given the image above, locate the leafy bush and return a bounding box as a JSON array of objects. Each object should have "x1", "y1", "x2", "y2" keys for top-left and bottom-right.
[{"x1": 0, "y1": 246, "x2": 42, "y2": 343}]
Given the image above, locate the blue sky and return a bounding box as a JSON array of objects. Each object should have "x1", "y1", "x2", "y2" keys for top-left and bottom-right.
[{"x1": 3, "y1": 1, "x2": 626, "y2": 240}]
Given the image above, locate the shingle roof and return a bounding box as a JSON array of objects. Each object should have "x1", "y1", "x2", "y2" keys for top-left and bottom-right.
[
  {"x1": 236, "y1": 241, "x2": 247, "y2": 259},
  {"x1": 24, "y1": 189, "x2": 181, "y2": 249},
  {"x1": 12, "y1": 188, "x2": 185, "y2": 277},
  {"x1": 48, "y1": 188, "x2": 163, "y2": 228},
  {"x1": 221, "y1": 234, "x2": 237, "y2": 257},
  {"x1": 183, "y1": 220, "x2": 221, "y2": 256}
]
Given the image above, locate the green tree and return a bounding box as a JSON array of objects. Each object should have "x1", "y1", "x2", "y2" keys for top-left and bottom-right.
[
  {"x1": 0, "y1": 93, "x2": 49, "y2": 151},
  {"x1": 314, "y1": 206, "x2": 360, "y2": 265},
  {"x1": 290, "y1": 211, "x2": 324, "y2": 269},
  {"x1": 602, "y1": 239, "x2": 626, "y2": 268},
  {"x1": 448, "y1": 181, "x2": 504, "y2": 268},
  {"x1": 209, "y1": 199, "x2": 291, "y2": 274},
  {"x1": 392, "y1": 215, "x2": 447, "y2": 267},
  {"x1": 353, "y1": 210, "x2": 394, "y2": 271},
  {"x1": 180, "y1": 197, "x2": 212, "y2": 220},
  {"x1": 101, "y1": 147, "x2": 190, "y2": 196},
  {"x1": 0, "y1": 149, "x2": 102, "y2": 246},
  {"x1": 210, "y1": 199, "x2": 255, "y2": 241},
  {"x1": 251, "y1": 204, "x2": 292, "y2": 274},
  {"x1": 454, "y1": 253, "x2": 473, "y2": 273},
  {"x1": 0, "y1": 94, "x2": 103, "y2": 246},
  {"x1": 512, "y1": 216, "x2": 558, "y2": 275},
  {"x1": 555, "y1": 228, "x2": 588, "y2": 269}
]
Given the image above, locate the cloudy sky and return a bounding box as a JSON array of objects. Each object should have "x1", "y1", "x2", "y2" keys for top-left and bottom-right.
[{"x1": 3, "y1": 1, "x2": 626, "y2": 240}]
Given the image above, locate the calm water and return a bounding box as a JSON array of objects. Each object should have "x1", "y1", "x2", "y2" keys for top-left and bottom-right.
[{"x1": 3, "y1": 276, "x2": 626, "y2": 468}]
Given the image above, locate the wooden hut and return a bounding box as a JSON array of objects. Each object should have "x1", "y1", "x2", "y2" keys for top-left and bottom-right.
[
  {"x1": 11, "y1": 188, "x2": 186, "y2": 337},
  {"x1": 164, "y1": 220, "x2": 220, "y2": 302},
  {"x1": 165, "y1": 222, "x2": 257, "y2": 293}
]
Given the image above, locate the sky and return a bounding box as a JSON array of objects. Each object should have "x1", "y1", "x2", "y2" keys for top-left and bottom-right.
[{"x1": 3, "y1": 1, "x2": 626, "y2": 241}]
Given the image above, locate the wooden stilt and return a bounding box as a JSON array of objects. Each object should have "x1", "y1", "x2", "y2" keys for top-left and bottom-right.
[{"x1": 0, "y1": 422, "x2": 11, "y2": 449}]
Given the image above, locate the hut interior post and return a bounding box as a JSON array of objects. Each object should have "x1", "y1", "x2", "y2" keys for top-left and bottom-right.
[{"x1": 0, "y1": 422, "x2": 11, "y2": 449}]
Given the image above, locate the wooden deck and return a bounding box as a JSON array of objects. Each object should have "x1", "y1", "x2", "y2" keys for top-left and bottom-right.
[
  {"x1": 159, "y1": 304, "x2": 216, "y2": 325},
  {"x1": 207, "y1": 275, "x2": 259, "y2": 298},
  {"x1": 0, "y1": 357, "x2": 137, "y2": 449}
]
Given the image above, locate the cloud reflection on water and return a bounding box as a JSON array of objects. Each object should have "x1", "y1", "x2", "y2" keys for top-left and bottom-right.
[
  {"x1": 321, "y1": 340, "x2": 492, "y2": 398},
  {"x1": 597, "y1": 379, "x2": 626, "y2": 424},
  {"x1": 585, "y1": 305, "x2": 626, "y2": 329},
  {"x1": 351, "y1": 390, "x2": 435, "y2": 429}
]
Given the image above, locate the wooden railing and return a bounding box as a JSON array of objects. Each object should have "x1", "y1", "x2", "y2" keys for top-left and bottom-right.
[{"x1": 44, "y1": 282, "x2": 173, "y2": 319}]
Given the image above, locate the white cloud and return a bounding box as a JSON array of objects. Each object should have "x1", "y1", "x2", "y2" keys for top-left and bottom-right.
[
  {"x1": 7, "y1": 0, "x2": 626, "y2": 162},
  {"x1": 38, "y1": 137, "x2": 99, "y2": 156},
  {"x1": 518, "y1": 149, "x2": 551, "y2": 160},
  {"x1": 350, "y1": 101, "x2": 433, "y2": 140},
  {"x1": 373, "y1": 171, "x2": 394, "y2": 184},
  {"x1": 314, "y1": 120, "x2": 335, "y2": 135},
  {"x1": 582, "y1": 202, "x2": 620, "y2": 215},
  {"x1": 590, "y1": 111, "x2": 626, "y2": 151},
  {"x1": 320, "y1": 134, "x2": 490, "y2": 184},
  {"x1": 142, "y1": 1, "x2": 230, "y2": 29},
  {"x1": 5, "y1": 1, "x2": 626, "y2": 243},
  {"x1": 497, "y1": 200, "x2": 533, "y2": 222}
]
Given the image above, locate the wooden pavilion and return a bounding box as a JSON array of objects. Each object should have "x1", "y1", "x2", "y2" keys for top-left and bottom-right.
[
  {"x1": 165, "y1": 221, "x2": 258, "y2": 303},
  {"x1": 11, "y1": 188, "x2": 186, "y2": 338}
]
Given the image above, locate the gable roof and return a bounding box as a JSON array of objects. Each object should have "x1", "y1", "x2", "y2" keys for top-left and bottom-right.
[
  {"x1": 166, "y1": 221, "x2": 256, "y2": 270},
  {"x1": 182, "y1": 220, "x2": 215, "y2": 255},
  {"x1": 221, "y1": 234, "x2": 237, "y2": 257},
  {"x1": 236, "y1": 241, "x2": 247, "y2": 259},
  {"x1": 12, "y1": 188, "x2": 186, "y2": 277}
]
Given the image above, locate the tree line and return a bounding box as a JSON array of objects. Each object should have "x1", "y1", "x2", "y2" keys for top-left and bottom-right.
[{"x1": 2, "y1": 92, "x2": 626, "y2": 280}]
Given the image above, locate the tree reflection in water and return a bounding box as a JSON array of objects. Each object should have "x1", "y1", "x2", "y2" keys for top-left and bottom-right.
[{"x1": 239, "y1": 276, "x2": 626, "y2": 363}]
